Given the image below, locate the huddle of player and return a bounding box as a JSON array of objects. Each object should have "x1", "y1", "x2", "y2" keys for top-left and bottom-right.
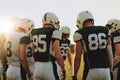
[
  {"x1": 0, "y1": 12, "x2": 71, "y2": 80},
  {"x1": 0, "y1": 10, "x2": 120, "y2": 80}
]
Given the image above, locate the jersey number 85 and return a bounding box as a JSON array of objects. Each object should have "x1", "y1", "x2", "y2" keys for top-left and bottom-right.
[{"x1": 33, "y1": 35, "x2": 47, "y2": 53}]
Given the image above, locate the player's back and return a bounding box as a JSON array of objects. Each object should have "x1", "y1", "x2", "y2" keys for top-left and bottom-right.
[
  {"x1": 6, "y1": 31, "x2": 28, "y2": 66},
  {"x1": 31, "y1": 27, "x2": 57, "y2": 62},
  {"x1": 60, "y1": 39, "x2": 70, "y2": 60},
  {"x1": 111, "y1": 31, "x2": 120, "y2": 55},
  {"x1": 111, "y1": 30, "x2": 120, "y2": 68},
  {"x1": 78, "y1": 26, "x2": 110, "y2": 68}
]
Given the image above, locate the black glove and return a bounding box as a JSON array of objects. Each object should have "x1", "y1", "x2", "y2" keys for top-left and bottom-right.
[
  {"x1": 72, "y1": 76, "x2": 77, "y2": 80},
  {"x1": 110, "y1": 71, "x2": 113, "y2": 80},
  {"x1": 2, "y1": 70, "x2": 7, "y2": 80},
  {"x1": 60, "y1": 71, "x2": 66, "y2": 80}
]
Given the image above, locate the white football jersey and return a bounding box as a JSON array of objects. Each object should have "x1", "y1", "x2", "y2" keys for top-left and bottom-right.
[
  {"x1": 6, "y1": 31, "x2": 29, "y2": 66},
  {"x1": 50, "y1": 30, "x2": 62, "y2": 56},
  {"x1": 113, "y1": 35, "x2": 120, "y2": 43}
]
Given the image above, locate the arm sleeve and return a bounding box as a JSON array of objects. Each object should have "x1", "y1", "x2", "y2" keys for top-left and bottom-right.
[
  {"x1": 73, "y1": 32, "x2": 82, "y2": 42},
  {"x1": 52, "y1": 30, "x2": 62, "y2": 40},
  {"x1": 20, "y1": 36, "x2": 30, "y2": 44},
  {"x1": 114, "y1": 36, "x2": 120, "y2": 44}
]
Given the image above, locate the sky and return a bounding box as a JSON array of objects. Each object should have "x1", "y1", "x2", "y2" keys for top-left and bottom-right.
[{"x1": 0, "y1": 0, "x2": 120, "y2": 43}]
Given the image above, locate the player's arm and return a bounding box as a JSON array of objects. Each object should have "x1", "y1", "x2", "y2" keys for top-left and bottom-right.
[
  {"x1": 19, "y1": 36, "x2": 31, "y2": 74},
  {"x1": 113, "y1": 43, "x2": 120, "y2": 67},
  {"x1": 107, "y1": 37, "x2": 113, "y2": 71},
  {"x1": 1, "y1": 42, "x2": 8, "y2": 71},
  {"x1": 53, "y1": 39, "x2": 65, "y2": 71},
  {"x1": 112, "y1": 33, "x2": 120, "y2": 68},
  {"x1": 67, "y1": 48, "x2": 72, "y2": 68},
  {"x1": 74, "y1": 40, "x2": 83, "y2": 76},
  {"x1": 20, "y1": 44, "x2": 30, "y2": 73},
  {"x1": 73, "y1": 31, "x2": 83, "y2": 79},
  {"x1": 52, "y1": 30, "x2": 65, "y2": 72}
]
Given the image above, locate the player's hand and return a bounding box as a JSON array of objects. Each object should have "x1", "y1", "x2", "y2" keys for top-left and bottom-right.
[
  {"x1": 72, "y1": 76, "x2": 77, "y2": 80},
  {"x1": 27, "y1": 73, "x2": 33, "y2": 80},
  {"x1": 60, "y1": 71, "x2": 66, "y2": 80},
  {"x1": 69, "y1": 66, "x2": 72, "y2": 74},
  {"x1": 110, "y1": 71, "x2": 113, "y2": 80},
  {"x1": 2, "y1": 70, "x2": 7, "y2": 80}
]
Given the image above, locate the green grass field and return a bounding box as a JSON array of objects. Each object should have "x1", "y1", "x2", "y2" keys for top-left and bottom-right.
[{"x1": 65, "y1": 53, "x2": 84, "y2": 80}]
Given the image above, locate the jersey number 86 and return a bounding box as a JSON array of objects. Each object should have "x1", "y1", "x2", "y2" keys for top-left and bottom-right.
[{"x1": 88, "y1": 33, "x2": 107, "y2": 50}]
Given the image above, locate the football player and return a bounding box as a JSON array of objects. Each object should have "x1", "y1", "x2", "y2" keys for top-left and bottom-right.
[
  {"x1": 73, "y1": 10, "x2": 113, "y2": 80},
  {"x1": 1, "y1": 17, "x2": 31, "y2": 80},
  {"x1": 32, "y1": 12, "x2": 65, "y2": 80},
  {"x1": 20, "y1": 18, "x2": 35, "y2": 80},
  {"x1": 106, "y1": 19, "x2": 120, "y2": 80},
  {"x1": 57, "y1": 26, "x2": 72, "y2": 80}
]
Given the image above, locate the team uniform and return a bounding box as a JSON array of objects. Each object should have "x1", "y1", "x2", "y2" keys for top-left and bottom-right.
[
  {"x1": 32, "y1": 27, "x2": 62, "y2": 80},
  {"x1": 73, "y1": 26, "x2": 111, "y2": 80},
  {"x1": 17, "y1": 18, "x2": 35, "y2": 80},
  {"x1": 60, "y1": 39, "x2": 70, "y2": 60},
  {"x1": 5, "y1": 31, "x2": 30, "y2": 80},
  {"x1": 111, "y1": 31, "x2": 120, "y2": 80},
  {"x1": 26, "y1": 41, "x2": 35, "y2": 79},
  {"x1": 21, "y1": 41, "x2": 35, "y2": 80},
  {"x1": 56, "y1": 39, "x2": 71, "y2": 78}
]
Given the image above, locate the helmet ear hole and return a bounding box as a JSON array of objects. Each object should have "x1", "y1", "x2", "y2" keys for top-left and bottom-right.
[
  {"x1": 29, "y1": 27, "x2": 30, "y2": 30},
  {"x1": 50, "y1": 21, "x2": 53, "y2": 23},
  {"x1": 31, "y1": 25, "x2": 34, "y2": 28},
  {"x1": 115, "y1": 24, "x2": 117, "y2": 26}
]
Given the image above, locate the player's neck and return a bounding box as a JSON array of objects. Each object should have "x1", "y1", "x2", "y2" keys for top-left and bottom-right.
[
  {"x1": 83, "y1": 20, "x2": 94, "y2": 28},
  {"x1": 83, "y1": 23, "x2": 93, "y2": 28},
  {"x1": 43, "y1": 24, "x2": 53, "y2": 28}
]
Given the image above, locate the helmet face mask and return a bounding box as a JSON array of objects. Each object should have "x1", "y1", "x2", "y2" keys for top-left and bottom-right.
[
  {"x1": 106, "y1": 19, "x2": 120, "y2": 33},
  {"x1": 76, "y1": 10, "x2": 94, "y2": 29},
  {"x1": 42, "y1": 12, "x2": 60, "y2": 29},
  {"x1": 106, "y1": 24, "x2": 113, "y2": 30}
]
